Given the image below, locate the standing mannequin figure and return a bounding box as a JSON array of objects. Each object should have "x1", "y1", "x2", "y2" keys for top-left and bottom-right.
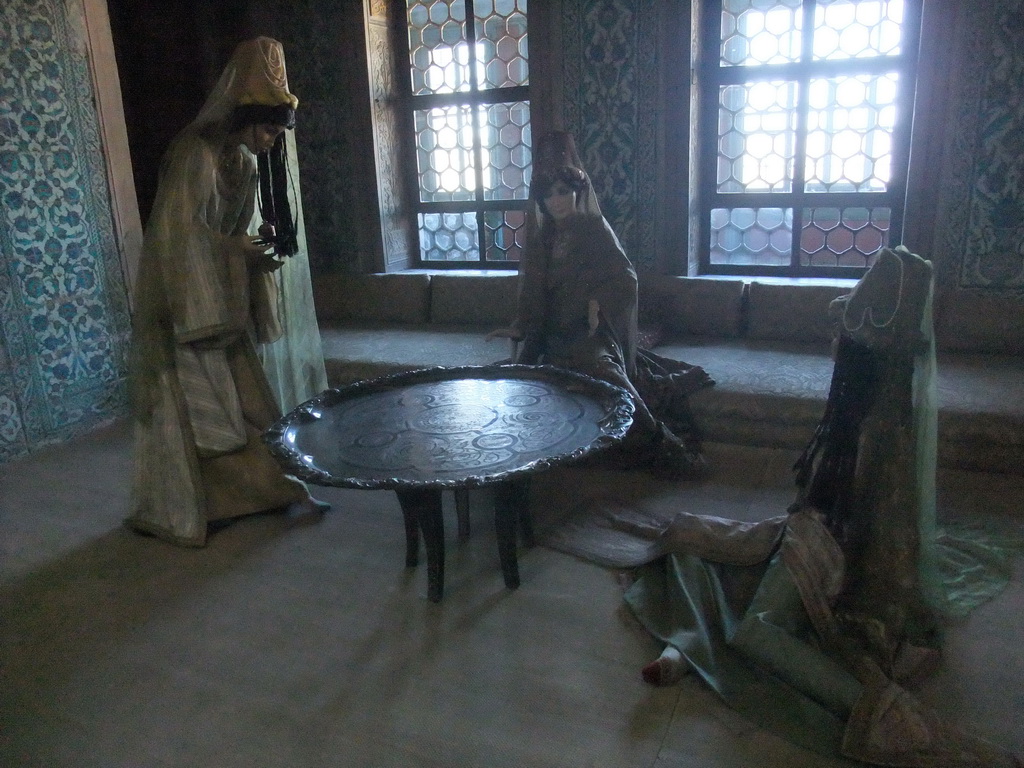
[{"x1": 126, "y1": 37, "x2": 327, "y2": 547}]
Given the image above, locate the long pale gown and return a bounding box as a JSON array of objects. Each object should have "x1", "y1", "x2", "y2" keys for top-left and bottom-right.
[
  {"x1": 126, "y1": 126, "x2": 308, "y2": 547},
  {"x1": 624, "y1": 247, "x2": 1022, "y2": 767}
]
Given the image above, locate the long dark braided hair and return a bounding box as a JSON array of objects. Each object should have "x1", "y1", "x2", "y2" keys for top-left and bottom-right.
[
  {"x1": 255, "y1": 133, "x2": 297, "y2": 256},
  {"x1": 792, "y1": 333, "x2": 879, "y2": 549},
  {"x1": 230, "y1": 103, "x2": 298, "y2": 257}
]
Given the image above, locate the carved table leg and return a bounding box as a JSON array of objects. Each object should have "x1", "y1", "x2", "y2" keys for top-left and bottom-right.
[
  {"x1": 454, "y1": 489, "x2": 471, "y2": 541},
  {"x1": 397, "y1": 492, "x2": 420, "y2": 568},
  {"x1": 494, "y1": 479, "x2": 531, "y2": 590},
  {"x1": 396, "y1": 488, "x2": 445, "y2": 602},
  {"x1": 512, "y1": 477, "x2": 534, "y2": 548}
]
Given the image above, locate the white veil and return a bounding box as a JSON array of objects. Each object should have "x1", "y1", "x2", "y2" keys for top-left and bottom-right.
[
  {"x1": 184, "y1": 37, "x2": 327, "y2": 411},
  {"x1": 256, "y1": 128, "x2": 327, "y2": 410}
]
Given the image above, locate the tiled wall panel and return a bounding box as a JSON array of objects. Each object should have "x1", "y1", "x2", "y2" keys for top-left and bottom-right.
[{"x1": 0, "y1": 0, "x2": 131, "y2": 463}]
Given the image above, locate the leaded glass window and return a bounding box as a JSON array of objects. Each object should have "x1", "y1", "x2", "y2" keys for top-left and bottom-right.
[
  {"x1": 406, "y1": 0, "x2": 530, "y2": 266},
  {"x1": 697, "y1": 0, "x2": 919, "y2": 276}
]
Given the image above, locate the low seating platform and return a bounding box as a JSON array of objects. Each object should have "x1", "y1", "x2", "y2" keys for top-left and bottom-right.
[{"x1": 313, "y1": 271, "x2": 1024, "y2": 475}]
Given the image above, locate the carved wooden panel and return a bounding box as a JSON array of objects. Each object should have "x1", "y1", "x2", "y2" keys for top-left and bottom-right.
[{"x1": 368, "y1": 13, "x2": 414, "y2": 270}]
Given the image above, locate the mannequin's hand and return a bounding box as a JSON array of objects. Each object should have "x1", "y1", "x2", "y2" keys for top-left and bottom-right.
[
  {"x1": 587, "y1": 299, "x2": 600, "y2": 336},
  {"x1": 240, "y1": 235, "x2": 283, "y2": 274},
  {"x1": 485, "y1": 327, "x2": 524, "y2": 342}
]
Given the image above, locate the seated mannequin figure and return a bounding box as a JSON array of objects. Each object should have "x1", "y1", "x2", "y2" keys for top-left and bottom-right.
[
  {"x1": 488, "y1": 131, "x2": 714, "y2": 480},
  {"x1": 125, "y1": 37, "x2": 329, "y2": 547},
  {"x1": 620, "y1": 247, "x2": 1021, "y2": 767}
]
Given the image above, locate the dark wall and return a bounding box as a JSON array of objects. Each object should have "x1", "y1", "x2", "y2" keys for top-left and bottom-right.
[
  {"x1": 107, "y1": 0, "x2": 379, "y2": 276},
  {"x1": 106, "y1": 0, "x2": 258, "y2": 225},
  {"x1": 248, "y1": 1, "x2": 383, "y2": 275}
]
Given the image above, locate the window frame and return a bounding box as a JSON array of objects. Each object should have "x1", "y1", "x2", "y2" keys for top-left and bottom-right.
[
  {"x1": 403, "y1": 0, "x2": 531, "y2": 270},
  {"x1": 694, "y1": 0, "x2": 923, "y2": 278}
]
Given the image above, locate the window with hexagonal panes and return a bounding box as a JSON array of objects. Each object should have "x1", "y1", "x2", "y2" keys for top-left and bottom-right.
[
  {"x1": 406, "y1": 0, "x2": 530, "y2": 266},
  {"x1": 695, "y1": 0, "x2": 920, "y2": 277}
]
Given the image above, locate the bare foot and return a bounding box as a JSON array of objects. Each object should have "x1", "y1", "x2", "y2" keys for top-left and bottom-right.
[
  {"x1": 641, "y1": 646, "x2": 691, "y2": 686},
  {"x1": 288, "y1": 496, "x2": 331, "y2": 516},
  {"x1": 305, "y1": 497, "x2": 332, "y2": 514}
]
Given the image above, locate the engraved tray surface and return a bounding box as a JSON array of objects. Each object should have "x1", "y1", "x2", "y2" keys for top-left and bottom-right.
[{"x1": 264, "y1": 365, "x2": 635, "y2": 490}]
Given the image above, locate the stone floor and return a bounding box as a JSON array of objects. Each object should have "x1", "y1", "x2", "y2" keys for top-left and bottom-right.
[{"x1": 1, "y1": 420, "x2": 1022, "y2": 767}]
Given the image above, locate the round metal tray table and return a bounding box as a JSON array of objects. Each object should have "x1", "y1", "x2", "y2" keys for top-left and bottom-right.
[{"x1": 265, "y1": 364, "x2": 634, "y2": 601}]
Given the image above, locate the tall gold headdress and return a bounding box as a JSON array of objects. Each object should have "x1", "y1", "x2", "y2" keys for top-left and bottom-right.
[{"x1": 229, "y1": 37, "x2": 298, "y2": 109}]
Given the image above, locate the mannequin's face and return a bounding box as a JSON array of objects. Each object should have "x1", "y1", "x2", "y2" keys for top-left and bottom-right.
[
  {"x1": 242, "y1": 123, "x2": 286, "y2": 153},
  {"x1": 543, "y1": 181, "x2": 577, "y2": 220}
]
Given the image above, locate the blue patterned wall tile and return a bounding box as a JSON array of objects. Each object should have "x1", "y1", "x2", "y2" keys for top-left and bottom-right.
[
  {"x1": 561, "y1": 0, "x2": 660, "y2": 268},
  {"x1": 958, "y1": 1, "x2": 1024, "y2": 289},
  {"x1": 1, "y1": 0, "x2": 132, "y2": 462},
  {"x1": 0, "y1": 333, "x2": 28, "y2": 461}
]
